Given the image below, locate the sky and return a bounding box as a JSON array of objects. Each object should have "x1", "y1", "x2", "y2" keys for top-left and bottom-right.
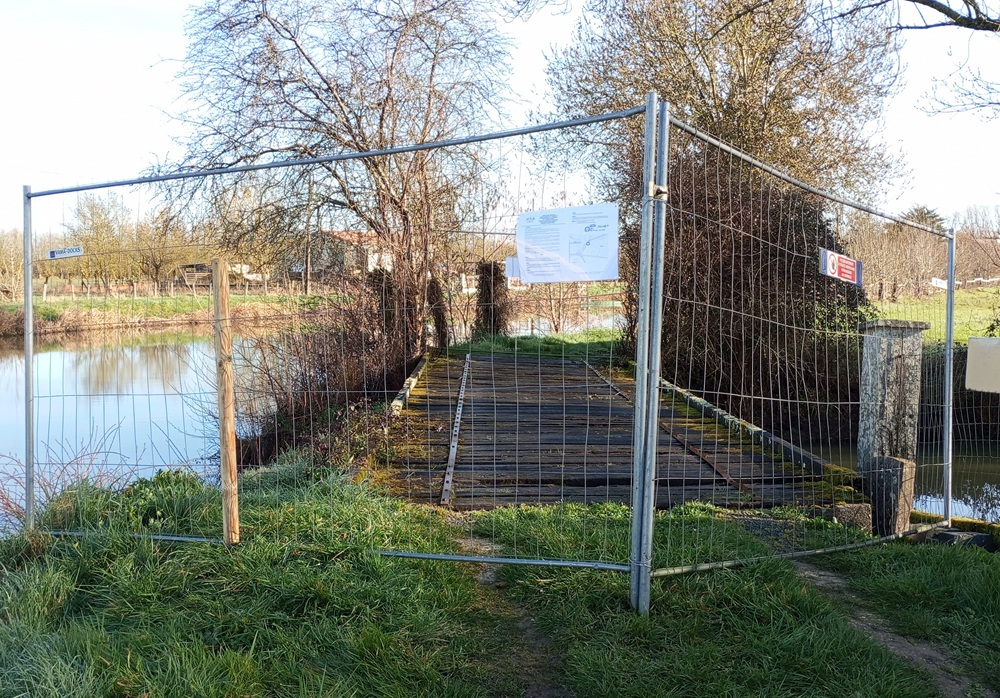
[{"x1": 1, "y1": 0, "x2": 997, "y2": 235}]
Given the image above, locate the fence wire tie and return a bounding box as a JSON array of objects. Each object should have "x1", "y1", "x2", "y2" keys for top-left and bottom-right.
[
  {"x1": 629, "y1": 552, "x2": 653, "y2": 571},
  {"x1": 648, "y1": 182, "x2": 669, "y2": 201}
]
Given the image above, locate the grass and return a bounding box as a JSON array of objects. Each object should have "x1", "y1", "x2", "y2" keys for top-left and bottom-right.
[
  {"x1": 876, "y1": 286, "x2": 999, "y2": 344},
  {"x1": 4, "y1": 295, "x2": 210, "y2": 320},
  {"x1": 0, "y1": 292, "x2": 350, "y2": 338},
  {"x1": 473, "y1": 503, "x2": 941, "y2": 697},
  {"x1": 449, "y1": 328, "x2": 623, "y2": 363},
  {"x1": 0, "y1": 461, "x2": 529, "y2": 697},
  {"x1": 820, "y1": 541, "x2": 1000, "y2": 691},
  {"x1": 2, "y1": 451, "x2": 998, "y2": 696}
]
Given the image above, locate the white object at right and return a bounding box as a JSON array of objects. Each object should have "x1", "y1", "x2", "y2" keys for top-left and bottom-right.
[{"x1": 967, "y1": 337, "x2": 1000, "y2": 393}]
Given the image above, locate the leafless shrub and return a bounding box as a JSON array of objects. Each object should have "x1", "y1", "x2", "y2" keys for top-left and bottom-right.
[
  {"x1": 231, "y1": 273, "x2": 411, "y2": 466},
  {"x1": 472, "y1": 261, "x2": 510, "y2": 339}
]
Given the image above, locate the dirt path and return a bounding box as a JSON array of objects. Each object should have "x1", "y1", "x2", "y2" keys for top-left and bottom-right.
[
  {"x1": 794, "y1": 561, "x2": 996, "y2": 698},
  {"x1": 458, "y1": 536, "x2": 573, "y2": 698}
]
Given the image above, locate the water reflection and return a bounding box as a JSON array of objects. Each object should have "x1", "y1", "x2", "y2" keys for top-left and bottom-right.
[
  {"x1": 814, "y1": 443, "x2": 1000, "y2": 522},
  {"x1": 68, "y1": 343, "x2": 190, "y2": 396},
  {"x1": 954, "y1": 480, "x2": 1000, "y2": 522},
  {"x1": 0, "y1": 334, "x2": 217, "y2": 476}
]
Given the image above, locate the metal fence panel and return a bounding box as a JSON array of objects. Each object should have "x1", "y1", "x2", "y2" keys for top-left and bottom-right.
[
  {"x1": 646, "y1": 115, "x2": 956, "y2": 577},
  {"x1": 10, "y1": 108, "x2": 656, "y2": 600}
]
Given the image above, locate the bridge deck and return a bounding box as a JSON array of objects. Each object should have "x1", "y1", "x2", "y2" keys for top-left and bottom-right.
[{"x1": 386, "y1": 354, "x2": 826, "y2": 511}]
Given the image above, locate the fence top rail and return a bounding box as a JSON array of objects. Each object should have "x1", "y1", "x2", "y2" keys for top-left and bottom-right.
[
  {"x1": 25, "y1": 106, "x2": 646, "y2": 199},
  {"x1": 667, "y1": 116, "x2": 953, "y2": 240}
]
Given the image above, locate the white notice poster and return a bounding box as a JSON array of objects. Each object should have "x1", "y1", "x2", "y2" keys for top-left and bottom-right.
[{"x1": 515, "y1": 203, "x2": 619, "y2": 283}]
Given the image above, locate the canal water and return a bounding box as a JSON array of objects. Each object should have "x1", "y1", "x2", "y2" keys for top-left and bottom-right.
[
  {"x1": 0, "y1": 334, "x2": 217, "y2": 494},
  {"x1": 1, "y1": 335, "x2": 998, "y2": 522},
  {"x1": 808, "y1": 443, "x2": 1000, "y2": 523}
]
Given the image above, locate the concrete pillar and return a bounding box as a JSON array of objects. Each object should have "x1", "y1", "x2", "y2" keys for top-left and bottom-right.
[{"x1": 857, "y1": 320, "x2": 929, "y2": 536}]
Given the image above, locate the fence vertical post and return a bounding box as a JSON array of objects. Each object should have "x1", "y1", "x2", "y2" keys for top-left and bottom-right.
[
  {"x1": 630, "y1": 92, "x2": 658, "y2": 612},
  {"x1": 213, "y1": 258, "x2": 240, "y2": 545},
  {"x1": 635, "y1": 101, "x2": 671, "y2": 615},
  {"x1": 23, "y1": 185, "x2": 34, "y2": 530},
  {"x1": 857, "y1": 319, "x2": 929, "y2": 535},
  {"x1": 942, "y1": 231, "x2": 956, "y2": 524}
]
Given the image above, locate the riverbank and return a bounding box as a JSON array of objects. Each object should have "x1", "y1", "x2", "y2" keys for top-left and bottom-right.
[
  {"x1": 1, "y1": 449, "x2": 998, "y2": 696},
  {"x1": 0, "y1": 294, "x2": 329, "y2": 338}
]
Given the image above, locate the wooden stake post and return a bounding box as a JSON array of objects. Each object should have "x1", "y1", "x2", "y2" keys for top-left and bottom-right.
[{"x1": 213, "y1": 259, "x2": 240, "y2": 545}]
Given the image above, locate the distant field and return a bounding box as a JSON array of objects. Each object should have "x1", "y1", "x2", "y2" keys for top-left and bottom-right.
[
  {"x1": 876, "y1": 286, "x2": 998, "y2": 344},
  {"x1": 1, "y1": 292, "x2": 320, "y2": 318},
  {"x1": 0, "y1": 293, "x2": 346, "y2": 337}
]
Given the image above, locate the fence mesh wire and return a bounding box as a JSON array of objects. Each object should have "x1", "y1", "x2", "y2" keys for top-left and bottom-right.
[
  {"x1": 648, "y1": 121, "x2": 955, "y2": 572},
  {"x1": 4, "y1": 190, "x2": 220, "y2": 537},
  {"x1": 11, "y1": 117, "x2": 645, "y2": 570},
  {"x1": 207, "y1": 117, "x2": 645, "y2": 566}
]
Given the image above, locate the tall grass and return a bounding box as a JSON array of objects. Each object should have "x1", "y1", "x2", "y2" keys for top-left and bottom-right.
[
  {"x1": 822, "y1": 542, "x2": 1000, "y2": 691},
  {"x1": 0, "y1": 457, "x2": 528, "y2": 697},
  {"x1": 0, "y1": 429, "x2": 137, "y2": 535}
]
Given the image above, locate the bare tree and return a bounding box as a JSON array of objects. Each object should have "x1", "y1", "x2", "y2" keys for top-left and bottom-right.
[
  {"x1": 136, "y1": 207, "x2": 195, "y2": 292},
  {"x1": 858, "y1": 0, "x2": 1000, "y2": 31},
  {"x1": 898, "y1": 205, "x2": 949, "y2": 297},
  {"x1": 549, "y1": 0, "x2": 900, "y2": 194},
  {"x1": 520, "y1": 282, "x2": 587, "y2": 334},
  {"x1": 839, "y1": 0, "x2": 999, "y2": 114},
  {"x1": 207, "y1": 182, "x2": 299, "y2": 295},
  {"x1": 66, "y1": 194, "x2": 138, "y2": 295},
  {"x1": 954, "y1": 204, "x2": 1000, "y2": 333},
  {"x1": 844, "y1": 213, "x2": 906, "y2": 302},
  {"x1": 547, "y1": 0, "x2": 895, "y2": 436},
  {"x1": 0, "y1": 231, "x2": 22, "y2": 301},
  {"x1": 177, "y1": 0, "x2": 510, "y2": 363}
]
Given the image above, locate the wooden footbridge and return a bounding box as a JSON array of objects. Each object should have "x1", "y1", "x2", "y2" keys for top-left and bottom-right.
[{"x1": 385, "y1": 354, "x2": 841, "y2": 511}]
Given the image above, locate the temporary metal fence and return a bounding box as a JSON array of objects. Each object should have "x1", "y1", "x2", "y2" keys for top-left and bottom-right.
[
  {"x1": 13, "y1": 106, "x2": 646, "y2": 565},
  {"x1": 10, "y1": 92, "x2": 978, "y2": 615},
  {"x1": 637, "y1": 98, "x2": 958, "y2": 612}
]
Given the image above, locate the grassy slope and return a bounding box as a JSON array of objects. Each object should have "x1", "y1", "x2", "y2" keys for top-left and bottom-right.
[
  {"x1": 0, "y1": 462, "x2": 528, "y2": 697},
  {"x1": 0, "y1": 293, "x2": 341, "y2": 338},
  {"x1": 877, "y1": 287, "x2": 998, "y2": 344},
  {"x1": 822, "y1": 543, "x2": 1000, "y2": 691},
  {"x1": 3, "y1": 456, "x2": 990, "y2": 697}
]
